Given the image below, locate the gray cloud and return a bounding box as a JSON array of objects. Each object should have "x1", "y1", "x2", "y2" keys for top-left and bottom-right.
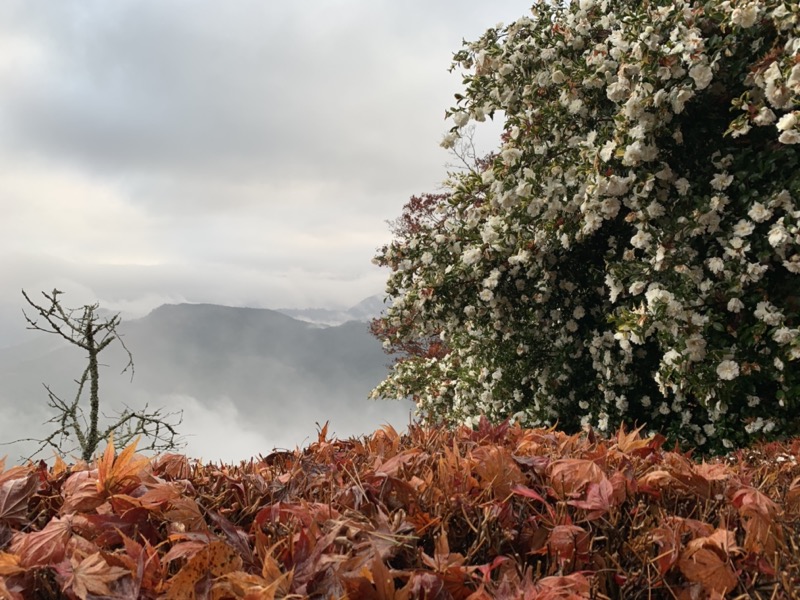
[{"x1": 0, "y1": 2, "x2": 529, "y2": 459}]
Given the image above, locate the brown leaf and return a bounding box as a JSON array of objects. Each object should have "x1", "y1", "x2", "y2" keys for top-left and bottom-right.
[
  {"x1": 61, "y1": 469, "x2": 104, "y2": 514},
  {"x1": 787, "y1": 476, "x2": 800, "y2": 512},
  {"x1": 732, "y1": 487, "x2": 782, "y2": 553},
  {"x1": 536, "y1": 572, "x2": 592, "y2": 598},
  {"x1": 547, "y1": 525, "x2": 590, "y2": 566},
  {"x1": 548, "y1": 459, "x2": 604, "y2": 497},
  {"x1": 0, "y1": 472, "x2": 38, "y2": 526},
  {"x1": 471, "y1": 445, "x2": 525, "y2": 499},
  {"x1": 663, "y1": 453, "x2": 713, "y2": 498},
  {"x1": 64, "y1": 552, "x2": 130, "y2": 600},
  {"x1": 567, "y1": 478, "x2": 614, "y2": 520},
  {"x1": 648, "y1": 526, "x2": 680, "y2": 575},
  {"x1": 10, "y1": 514, "x2": 73, "y2": 567},
  {"x1": 375, "y1": 448, "x2": 424, "y2": 477},
  {"x1": 613, "y1": 423, "x2": 651, "y2": 455},
  {"x1": 678, "y1": 546, "x2": 738, "y2": 596},
  {"x1": 165, "y1": 540, "x2": 243, "y2": 600},
  {"x1": 210, "y1": 570, "x2": 292, "y2": 600}
]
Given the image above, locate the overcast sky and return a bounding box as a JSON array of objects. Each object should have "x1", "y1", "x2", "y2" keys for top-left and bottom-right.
[{"x1": 0, "y1": 1, "x2": 531, "y2": 346}]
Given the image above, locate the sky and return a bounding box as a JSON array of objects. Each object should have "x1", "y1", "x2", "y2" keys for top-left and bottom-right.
[{"x1": 0, "y1": 1, "x2": 532, "y2": 347}]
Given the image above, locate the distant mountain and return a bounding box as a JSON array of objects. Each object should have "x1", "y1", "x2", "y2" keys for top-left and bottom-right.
[
  {"x1": 0, "y1": 302, "x2": 411, "y2": 463},
  {"x1": 276, "y1": 294, "x2": 388, "y2": 327}
]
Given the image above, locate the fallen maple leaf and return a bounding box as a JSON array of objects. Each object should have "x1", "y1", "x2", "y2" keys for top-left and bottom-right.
[
  {"x1": 678, "y1": 546, "x2": 738, "y2": 596},
  {"x1": 0, "y1": 472, "x2": 38, "y2": 526},
  {"x1": 165, "y1": 540, "x2": 243, "y2": 600},
  {"x1": 548, "y1": 459, "x2": 604, "y2": 497},
  {"x1": 648, "y1": 526, "x2": 680, "y2": 575},
  {"x1": 471, "y1": 445, "x2": 525, "y2": 499},
  {"x1": 63, "y1": 552, "x2": 130, "y2": 600},
  {"x1": 0, "y1": 551, "x2": 25, "y2": 577},
  {"x1": 96, "y1": 435, "x2": 150, "y2": 495},
  {"x1": 567, "y1": 478, "x2": 615, "y2": 520},
  {"x1": 547, "y1": 525, "x2": 591, "y2": 566},
  {"x1": 10, "y1": 514, "x2": 73, "y2": 568},
  {"x1": 731, "y1": 487, "x2": 782, "y2": 553},
  {"x1": 536, "y1": 572, "x2": 592, "y2": 598},
  {"x1": 613, "y1": 423, "x2": 652, "y2": 456}
]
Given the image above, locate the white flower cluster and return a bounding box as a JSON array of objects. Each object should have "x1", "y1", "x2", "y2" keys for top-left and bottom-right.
[{"x1": 372, "y1": 0, "x2": 800, "y2": 453}]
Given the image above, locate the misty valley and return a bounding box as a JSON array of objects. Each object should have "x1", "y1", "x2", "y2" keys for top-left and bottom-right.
[{"x1": 0, "y1": 298, "x2": 413, "y2": 463}]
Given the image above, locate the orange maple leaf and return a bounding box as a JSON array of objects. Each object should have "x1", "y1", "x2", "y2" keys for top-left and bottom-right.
[
  {"x1": 96, "y1": 435, "x2": 150, "y2": 495},
  {"x1": 165, "y1": 540, "x2": 243, "y2": 600},
  {"x1": 0, "y1": 551, "x2": 25, "y2": 577},
  {"x1": 470, "y1": 444, "x2": 525, "y2": 500}
]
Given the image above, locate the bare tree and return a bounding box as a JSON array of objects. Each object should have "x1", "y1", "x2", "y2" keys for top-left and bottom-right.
[{"x1": 10, "y1": 289, "x2": 183, "y2": 462}]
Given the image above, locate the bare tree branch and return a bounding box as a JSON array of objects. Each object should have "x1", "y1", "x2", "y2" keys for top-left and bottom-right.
[{"x1": 8, "y1": 289, "x2": 184, "y2": 462}]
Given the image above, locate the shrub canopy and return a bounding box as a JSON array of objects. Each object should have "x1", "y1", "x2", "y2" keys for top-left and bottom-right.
[{"x1": 372, "y1": 0, "x2": 800, "y2": 453}]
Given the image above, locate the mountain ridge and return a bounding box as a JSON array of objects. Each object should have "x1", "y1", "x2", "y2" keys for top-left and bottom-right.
[{"x1": 0, "y1": 300, "x2": 411, "y2": 463}]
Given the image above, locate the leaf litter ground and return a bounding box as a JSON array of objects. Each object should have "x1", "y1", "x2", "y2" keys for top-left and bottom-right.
[{"x1": 1, "y1": 419, "x2": 799, "y2": 599}]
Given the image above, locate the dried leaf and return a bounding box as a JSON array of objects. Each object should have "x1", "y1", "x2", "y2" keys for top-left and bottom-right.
[
  {"x1": 663, "y1": 453, "x2": 713, "y2": 498},
  {"x1": 64, "y1": 552, "x2": 130, "y2": 600},
  {"x1": 548, "y1": 459, "x2": 604, "y2": 497},
  {"x1": 471, "y1": 445, "x2": 525, "y2": 499},
  {"x1": 567, "y1": 478, "x2": 614, "y2": 520},
  {"x1": 536, "y1": 572, "x2": 592, "y2": 598},
  {"x1": 648, "y1": 526, "x2": 680, "y2": 575},
  {"x1": 96, "y1": 436, "x2": 149, "y2": 495},
  {"x1": 732, "y1": 486, "x2": 782, "y2": 553},
  {"x1": 0, "y1": 473, "x2": 38, "y2": 526},
  {"x1": 678, "y1": 546, "x2": 738, "y2": 596},
  {"x1": 614, "y1": 424, "x2": 651, "y2": 455},
  {"x1": 165, "y1": 540, "x2": 243, "y2": 600},
  {"x1": 375, "y1": 448, "x2": 423, "y2": 477},
  {"x1": 10, "y1": 514, "x2": 73, "y2": 567},
  {"x1": 547, "y1": 525, "x2": 590, "y2": 566},
  {"x1": 0, "y1": 551, "x2": 26, "y2": 577},
  {"x1": 61, "y1": 469, "x2": 104, "y2": 514}
]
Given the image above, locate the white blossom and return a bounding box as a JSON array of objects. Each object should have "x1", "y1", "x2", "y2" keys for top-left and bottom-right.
[
  {"x1": 726, "y1": 298, "x2": 743, "y2": 313},
  {"x1": 748, "y1": 202, "x2": 773, "y2": 222},
  {"x1": 716, "y1": 360, "x2": 740, "y2": 380},
  {"x1": 689, "y1": 62, "x2": 713, "y2": 90},
  {"x1": 731, "y1": 3, "x2": 759, "y2": 28},
  {"x1": 462, "y1": 247, "x2": 482, "y2": 265}
]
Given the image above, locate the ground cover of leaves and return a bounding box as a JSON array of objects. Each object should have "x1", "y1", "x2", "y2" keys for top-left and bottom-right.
[{"x1": 1, "y1": 420, "x2": 799, "y2": 599}]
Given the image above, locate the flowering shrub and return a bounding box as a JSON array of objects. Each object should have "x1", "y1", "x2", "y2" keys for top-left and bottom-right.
[{"x1": 372, "y1": 0, "x2": 800, "y2": 453}]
